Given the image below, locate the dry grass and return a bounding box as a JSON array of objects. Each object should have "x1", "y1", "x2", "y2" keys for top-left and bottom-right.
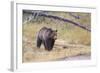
[
  {"x1": 22, "y1": 22, "x2": 91, "y2": 62},
  {"x1": 23, "y1": 41, "x2": 90, "y2": 62},
  {"x1": 22, "y1": 12, "x2": 91, "y2": 62}
]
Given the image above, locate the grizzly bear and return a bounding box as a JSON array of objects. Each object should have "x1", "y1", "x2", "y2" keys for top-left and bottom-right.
[{"x1": 36, "y1": 27, "x2": 57, "y2": 51}]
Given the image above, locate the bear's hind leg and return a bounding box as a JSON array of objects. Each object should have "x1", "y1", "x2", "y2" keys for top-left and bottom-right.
[{"x1": 37, "y1": 38, "x2": 42, "y2": 48}]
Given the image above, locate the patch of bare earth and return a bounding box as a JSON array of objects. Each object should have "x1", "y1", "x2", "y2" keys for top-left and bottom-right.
[{"x1": 23, "y1": 39, "x2": 91, "y2": 62}]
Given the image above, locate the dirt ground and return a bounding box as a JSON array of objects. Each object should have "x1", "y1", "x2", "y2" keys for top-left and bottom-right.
[{"x1": 23, "y1": 39, "x2": 91, "y2": 62}]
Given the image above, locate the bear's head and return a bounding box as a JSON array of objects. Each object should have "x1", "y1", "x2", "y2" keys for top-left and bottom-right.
[{"x1": 50, "y1": 30, "x2": 57, "y2": 40}]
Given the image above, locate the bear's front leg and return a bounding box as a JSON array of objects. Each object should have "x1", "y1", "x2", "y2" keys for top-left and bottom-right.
[{"x1": 44, "y1": 39, "x2": 53, "y2": 51}]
